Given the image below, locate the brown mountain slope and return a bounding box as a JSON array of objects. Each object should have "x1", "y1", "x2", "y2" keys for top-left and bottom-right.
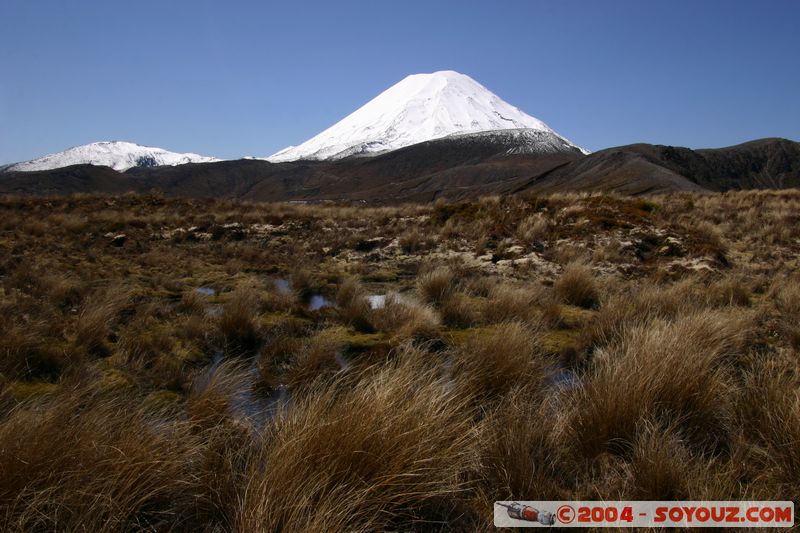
[
  {"x1": 0, "y1": 132, "x2": 582, "y2": 202},
  {"x1": 0, "y1": 164, "x2": 133, "y2": 196},
  {"x1": 519, "y1": 138, "x2": 800, "y2": 194},
  {"x1": 1, "y1": 137, "x2": 797, "y2": 202}
]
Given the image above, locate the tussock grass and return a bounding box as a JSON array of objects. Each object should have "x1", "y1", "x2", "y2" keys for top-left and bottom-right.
[
  {"x1": 335, "y1": 276, "x2": 374, "y2": 332},
  {"x1": 479, "y1": 388, "x2": 564, "y2": 503},
  {"x1": 373, "y1": 294, "x2": 441, "y2": 342},
  {"x1": 177, "y1": 289, "x2": 207, "y2": 316},
  {"x1": 454, "y1": 321, "x2": 549, "y2": 403},
  {"x1": 399, "y1": 228, "x2": 435, "y2": 253},
  {"x1": 565, "y1": 310, "x2": 752, "y2": 459},
  {"x1": 75, "y1": 288, "x2": 125, "y2": 356},
  {"x1": 706, "y1": 274, "x2": 752, "y2": 307},
  {"x1": 629, "y1": 419, "x2": 703, "y2": 500},
  {"x1": 440, "y1": 291, "x2": 480, "y2": 328},
  {"x1": 1, "y1": 324, "x2": 69, "y2": 381},
  {"x1": 554, "y1": 262, "x2": 600, "y2": 309},
  {"x1": 580, "y1": 279, "x2": 700, "y2": 348},
  {"x1": 738, "y1": 357, "x2": 800, "y2": 499},
  {"x1": 0, "y1": 387, "x2": 199, "y2": 532},
  {"x1": 482, "y1": 283, "x2": 544, "y2": 324},
  {"x1": 218, "y1": 290, "x2": 261, "y2": 355},
  {"x1": 516, "y1": 213, "x2": 551, "y2": 243},
  {"x1": 284, "y1": 327, "x2": 346, "y2": 389},
  {"x1": 773, "y1": 279, "x2": 800, "y2": 316},
  {"x1": 417, "y1": 266, "x2": 457, "y2": 306},
  {"x1": 0, "y1": 191, "x2": 798, "y2": 528},
  {"x1": 238, "y1": 354, "x2": 478, "y2": 531}
]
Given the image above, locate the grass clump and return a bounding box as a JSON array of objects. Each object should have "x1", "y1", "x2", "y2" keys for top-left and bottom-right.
[
  {"x1": 238, "y1": 354, "x2": 477, "y2": 531},
  {"x1": 218, "y1": 290, "x2": 261, "y2": 355},
  {"x1": 565, "y1": 310, "x2": 750, "y2": 459},
  {"x1": 0, "y1": 388, "x2": 200, "y2": 532},
  {"x1": 417, "y1": 266, "x2": 457, "y2": 306},
  {"x1": 553, "y1": 263, "x2": 600, "y2": 309},
  {"x1": 373, "y1": 294, "x2": 441, "y2": 343},
  {"x1": 454, "y1": 321, "x2": 549, "y2": 403},
  {"x1": 335, "y1": 277, "x2": 374, "y2": 333}
]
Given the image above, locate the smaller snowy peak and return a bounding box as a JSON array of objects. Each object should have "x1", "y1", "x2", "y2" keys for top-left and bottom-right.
[
  {"x1": 4, "y1": 141, "x2": 220, "y2": 172},
  {"x1": 269, "y1": 70, "x2": 585, "y2": 161}
]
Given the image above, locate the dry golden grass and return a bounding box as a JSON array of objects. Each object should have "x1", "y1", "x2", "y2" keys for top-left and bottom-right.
[
  {"x1": 440, "y1": 291, "x2": 480, "y2": 328},
  {"x1": 284, "y1": 327, "x2": 346, "y2": 389},
  {"x1": 479, "y1": 387, "x2": 565, "y2": 503},
  {"x1": 75, "y1": 288, "x2": 125, "y2": 357},
  {"x1": 398, "y1": 228, "x2": 435, "y2": 253},
  {"x1": 564, "y1": 310, "x2": 752, "y2": 459},
  {"x1": 738, "y1": 356, "x2": 800, "y2": 500},
  {"x1": 372, "y1": 294, "x2": 441, "y2": 342},
  {"x1": 482, "y1": 283, "x2": 544, "y2": 324},
  {"x1": 553, "y1": 262, "x2": 600, "y2": 309},
  {"x1": 335, "y1": 276, "x2": 374, "y2": 332},
  {"x1": 218, "y1": 290, "x2": 261, "y2": 355},
  {"x1": 454, "y1": 321, "x2": 549, "y2": 403},
  {"x1": 0, "y1": 387, "x2": 199, "y2": 532},
  {"x1": 238, "y1": 353, "x2": 478, "y2": 531},
  {"x1": 0, "y1": 190, "x2": 799, "y2": 529},
  {"x1": 516, "y1": 213, "x2": 550, "y2": 243},
  {"x1": 417, "y1": 266, "x2": 457, "y2": 306}
]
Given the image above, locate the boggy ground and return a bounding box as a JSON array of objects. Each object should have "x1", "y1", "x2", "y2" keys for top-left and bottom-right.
[{"x1": 0, "y1": 190, "x2": 799, "y2": 531}]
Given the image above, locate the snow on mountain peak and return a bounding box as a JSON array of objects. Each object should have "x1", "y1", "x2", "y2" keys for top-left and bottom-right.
[
  {"x1": 269, "y1": 70, "x2": 584, "y2": 161},
  {"x1": 4, "y1": 141, "x2": 220, "y2": 172}
]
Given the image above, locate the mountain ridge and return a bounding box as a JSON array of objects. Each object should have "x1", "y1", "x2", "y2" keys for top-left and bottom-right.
[{"x1": 1, "y1": 137, "x2": 797, "y2": 202}]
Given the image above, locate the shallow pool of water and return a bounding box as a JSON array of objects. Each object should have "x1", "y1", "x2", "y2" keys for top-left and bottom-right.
[
  {"x1": 335, "y1": 351, "x2": 350, "y2": 370},
  {"x1": 549, "y1": 368, "x2": 580, "y2": 390},
  {"x1": 308, "y1": 294, "x2": 332, "y2": 311},
  {"x1": 367, "y1": 294, "x2": 386, "y2": 309},
  {"x1": 274, "y1": 278, "x2": 291, "y2": 294},
  {"x1": 195, "y1": 286, "x2": 216, "y2": 297}
]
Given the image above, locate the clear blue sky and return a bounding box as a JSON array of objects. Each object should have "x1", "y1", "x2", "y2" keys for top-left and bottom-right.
[{"x1": 1, "y1": 0, "x2": 798, "y2": 163}]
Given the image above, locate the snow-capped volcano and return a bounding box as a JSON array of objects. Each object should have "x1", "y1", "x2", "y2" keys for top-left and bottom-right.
[
  {"x1": 3, "y1": 141, "x2": 219, "y2": 172},
  {"x1": 269, "y1": 70, "x2": 586, "y2": 162}
]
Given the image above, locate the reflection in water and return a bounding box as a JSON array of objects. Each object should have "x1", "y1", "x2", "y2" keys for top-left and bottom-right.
[
  {"x1": 308, "y1": 294, "x2": 331, "y2": 311},
  {"x1": 335, "y1": 351, "x2": 350, "y2": 370},
  {"x1": 548, "y1": 367, "x2": 580, "y2": 390},
  {"x1": 367, "y1": 292, "x2": 416, "y2": 310},
  {"x1": 274, "y1": 278, "x2": 291, "y2": 294},
  {"x1": 275, "y1": 277, "x2": 333, "y2": 311},
  {"x1": 367, "y1": 294, "x2": 386, "y2": 309},
  {"x1": 193, "y1": 355, "x2": 290, "y2": 430}
]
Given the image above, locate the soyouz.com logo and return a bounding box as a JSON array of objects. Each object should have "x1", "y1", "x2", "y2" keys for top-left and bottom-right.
[{"x1": 494, "y1": 501, "x2": 794, "y2": 528}]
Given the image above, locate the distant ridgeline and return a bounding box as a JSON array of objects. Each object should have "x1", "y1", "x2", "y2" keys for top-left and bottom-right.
[{"x1": 1, "y1": 137, "x2": 798, "y2": 202}]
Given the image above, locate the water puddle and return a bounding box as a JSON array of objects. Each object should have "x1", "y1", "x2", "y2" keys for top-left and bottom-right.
[
  {"x1": 274, "y1": 278, "x2": 291, "y2": 294},
  {"x1": 195, "y1": 286, "x2": 216, "y2": 297},
  {"x1": 367, "y1": 294, "x2": 386, "y2": 309},
  {"x1": 367, "y1": 291, "x2": 415, "y2": 309},
  {"x1": 261, "y1": 384, "x2": 291, "y2": 420},
  {"x1": 232, "y1": 381, "x2": 287, "y2": 428},
  {"x1": 275, "y1": 277, "x2": 331, "y2": 311},
  {"x1": 193, "y1": 354, "x2": 290, "y2": 429},
  {"x1": 548, "y1": 367, "x2": 580, "y2": 390},
  {"x1": 308, "y1": 294, "x2": 332, "y2": 311},
  {"x1": 335, "y1": 350, "x2": 351, "y2": 370}
]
